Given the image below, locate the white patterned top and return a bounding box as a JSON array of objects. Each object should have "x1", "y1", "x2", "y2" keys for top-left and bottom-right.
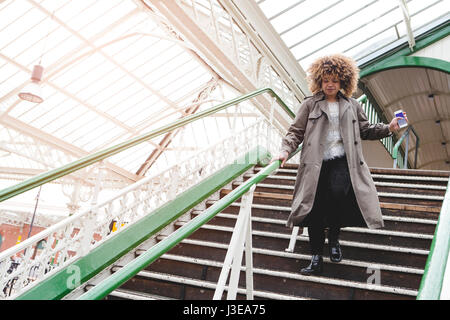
[{"x1": 323, "y1": 101, "x2": 345, "y2": 160}]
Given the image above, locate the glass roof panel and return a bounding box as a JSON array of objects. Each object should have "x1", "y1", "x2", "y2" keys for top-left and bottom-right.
[
  {"x1": 408, "y1": 0, "x2": 448, "y2": 30},
  {"x1": 257, "y1": 0, "x2": 448, "y2": 69},
  {"x1": 0, "y1": 0, "x2": 219, "y2": 183}
]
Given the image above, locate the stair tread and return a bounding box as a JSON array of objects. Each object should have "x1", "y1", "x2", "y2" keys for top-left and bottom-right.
[
  {"x1": 369, "y1": 167, "x2": 450, "y2": 177},
  {"x1": 210, "y1": 200, "x2": 442, "y2": 215},
  {"x1": 224, "y1": 185, "x2": 445, "y2": 201},
  {"x1": 120, "y1": 269, "x2": 308, "y2": 300},
  {"x1": 247, "y1": 171, "x2": 450, "y2": 182},
  {"x1": 174, "y1": 221, "x2": 430, "y2": 255},
  {"x1": 126, "y1": 252, "x2": 418, "y2": 297},
  {"x1": 256, "y1": 165, "x2": 450, "y2": 178},
  {"x1": 191, "y1": 211, "x2": 435, "y2": 238},
  {"x1": 109, "y1": 288, "x2": 176, "y2": 300},
  {"x1": 146, "y1": 237, "x2": 425, "y2": 275},
  {"x1": 236, "y1": 180, "x2": 447, "y2": 191}
]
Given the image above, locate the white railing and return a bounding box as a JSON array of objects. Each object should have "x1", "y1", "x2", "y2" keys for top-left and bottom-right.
[
  {"x1": 175, "y1": 0, "x2": 302, "y2": 114},
  {"x1": 0, "y1": 118, "x2": 288, "y2": 299},
  {"x1": 213, "y1": 184, "x2": 256, "y2": 300}
]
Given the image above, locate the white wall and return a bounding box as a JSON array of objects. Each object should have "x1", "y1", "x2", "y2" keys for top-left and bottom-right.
[
  {"x1": 361, "y1": 140, "x2": 394, "y2": 168},
  {"x1": 411, "y1": 35, "x2": 450, "y2": 61}
]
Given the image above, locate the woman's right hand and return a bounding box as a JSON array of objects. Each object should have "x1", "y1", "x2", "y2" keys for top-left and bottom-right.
[{"x1": 270, "y1": 151, "x2": 289, "y2": 168}]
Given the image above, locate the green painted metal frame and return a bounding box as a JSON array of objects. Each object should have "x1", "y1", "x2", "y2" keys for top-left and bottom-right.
[
  {"x1": 417, "y1": 177, "x2": 450, "y2": 300},
  {"x1": 359, "y1": 21, "x2": 450, "y2": 72},
  {"x1": 360, "y1": 55, "x2": 450, "y2": 78},
  {"x1": 77, "y1": 146, "x2": 301, "y2": 300},
  {"x1": 392, "y1": 125, "x2": 420, "y2": 169},
  {"x1": 358, "y1": 95, "x2": 399, "y2": 162},
  {"x1": 16, "y1": 146, "x2": 273, "y2": 300},
  {"x1": 0, "y1": 87, "x2": 294, "y2": 203}
]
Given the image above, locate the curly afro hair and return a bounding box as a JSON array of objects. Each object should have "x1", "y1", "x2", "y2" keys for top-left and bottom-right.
[{"x1": 306, "y1": 54, "x2": 360, "y2": 98}]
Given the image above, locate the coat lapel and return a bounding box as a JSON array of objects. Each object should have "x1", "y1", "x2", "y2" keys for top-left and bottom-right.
[
  {"x1": 338, "y1": 92, "x2": 350, "y2": 121},
  {"x1": 318, "y1": 99, "x2": 329, "y2": 119},
  {"x1": 313, "y1": 92, "x2": 329, "y2": 119},
  {"x1": 312, "y1": 91, "x2": 350, "y2": 120}
]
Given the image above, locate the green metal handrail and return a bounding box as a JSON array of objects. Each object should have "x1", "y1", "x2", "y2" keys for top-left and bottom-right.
[
  {"x1": 77, "y1": 147, "x2": 302, "y2": 300},
  {"x1": 358, "y1": 95, "x2": 397, "y2": 161},
  {"x1": 392, "y1": 125, "x2": 419, "y2": 169},
  {"x1": 417, "y1": 177, "x2": 450, "y2": 300},
  {"x1": 0, "y1": 87, "x2": 294, "y2": 203}
]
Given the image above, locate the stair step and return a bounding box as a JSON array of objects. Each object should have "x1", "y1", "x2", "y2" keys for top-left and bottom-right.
[
  {"x1": 370, "y1": 174, "x2": 448, "y2": 183},
  {"x1": 156, "y1": 239, "x2": 423, "y2": 275},
  {"x1": 205, "y1": 199, "x2": 439, "y2": 236},
  {"x1": 192, "y1": 209, "x2": 435, "y2": 241},
  {"x1": 261, "y1": 165, "x2": 450, "y2": 179},
  {"x1": 111, "y1": 268, "x2": 305, "y2": 300},
  {"x1": 254, "y1": 167, "x2": 298, "y2": 175},
  {"x1": 195, "y1": 209, "x2": 437, "y2": 226},
  {"x1": 247, "y1": 171, "x2": 449, "y2": 183},
  {"x1": 175, "y1": 221, "x2": 429, "y2": 268},
  {"x1": 178, "y1": 220, "x2": 432, "y2": 249},
  {"x1": 129, "y1": 250, "x2": 417, "y2": 299},
  {"x1": 106, "y1": 288, "x2": 175, "y2": 300},
  {"x1": 200, "y1": 203, "x2": 437, "y2": 240},
  {"x1": 237, "y1": 180, "x2": 447, "y2": 191},
  {"x1": 239, "y1": 175, "x2": 445, "y2": 201},
  {"x1": 205, "y1": 205, "x2": 437, "y2": 226},
  {"x1": 369, "y1": 167, "x2": 450, "y2": 178},
  {"x1": 210, "y1": 200, "x2": 441, "y2": 218},
  {"x1": 148, "y1": 238, "x2": 423, "y2": 290}
]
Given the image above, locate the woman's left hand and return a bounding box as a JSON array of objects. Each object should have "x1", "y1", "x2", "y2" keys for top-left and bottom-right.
[{"x1": 389, "y1": 112, "x2": 408, "y2": 132}]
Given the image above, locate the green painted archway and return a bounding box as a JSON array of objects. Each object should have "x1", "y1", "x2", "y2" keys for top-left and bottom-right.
[{"x1": 360, "y1": 55, "x2": 450, "y2": 79}]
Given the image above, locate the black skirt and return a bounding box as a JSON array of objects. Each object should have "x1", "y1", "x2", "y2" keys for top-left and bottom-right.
[{"x1": 300, "y1": 155, "x2": 367, "y2": 228}]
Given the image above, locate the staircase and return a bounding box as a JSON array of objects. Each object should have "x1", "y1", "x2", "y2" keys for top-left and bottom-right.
[{"x1": 99, "y1": 164, "x2": 449, "y2": 300}]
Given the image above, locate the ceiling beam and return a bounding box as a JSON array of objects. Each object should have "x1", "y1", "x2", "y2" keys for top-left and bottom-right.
[
  {"x1": 397, "y1": 0, "x2": 416, "y2": 51},
  {"x1": 136, "y1": 78, "x2": 219, "y2": 177},
  {"x1": 0, "y1": 114, "x2": 138, "y2": 182},
  {"x1": 147, "y1": 0, "x2": 291, "y2": 133},
  {"x1": 224, "y1": 0, "x2": 309, "y2": 98}
]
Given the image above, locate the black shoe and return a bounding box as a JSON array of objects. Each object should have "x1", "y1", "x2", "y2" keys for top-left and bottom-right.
[
  {"x1": 329, "y1": 241, "x2": 342, "y2": 263},
  {"x1": 300, "y1": 255, "x2": 323, "y2": 276}
]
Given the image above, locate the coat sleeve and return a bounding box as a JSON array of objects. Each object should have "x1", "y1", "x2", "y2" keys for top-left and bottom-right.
[
  {"x1": 355, "y1": 100, "x2": 392, "y2": 140},
  {"x1": 280, "y1": 98, "x2": 311, "y2": 155}
]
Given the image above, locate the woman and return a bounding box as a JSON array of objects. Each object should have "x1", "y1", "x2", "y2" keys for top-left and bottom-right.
[{"x1": 271, "y1": 54, "x2": 405, "y2": 275}]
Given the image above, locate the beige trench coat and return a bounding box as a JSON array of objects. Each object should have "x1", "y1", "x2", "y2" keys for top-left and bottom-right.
[{"x1": 281, "y1": 91, "x2": 392, "y2": 229}]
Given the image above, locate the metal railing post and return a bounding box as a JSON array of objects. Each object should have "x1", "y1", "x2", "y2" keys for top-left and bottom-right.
[
  {"x1": 392, "y1": 125, "x2": 420, "y2": 169},
  {"x1": 404, "y1": 131, "x2": 410, "y2": 169},
  {"x1": 213, "y1": 184, "x2": 256, "y2": 300},
  {"x1": 414, "y1": 135, "x2": 419, "y2": 169},
  {"x1": 244, "y1": 202, "x2": 254, "y2": 300},
  {"x1": 393, "y1": 126, "x2": 411, "y2": 168},
  {"x1": 285, "y1": 226, "x2": 299, "y2": 253}
]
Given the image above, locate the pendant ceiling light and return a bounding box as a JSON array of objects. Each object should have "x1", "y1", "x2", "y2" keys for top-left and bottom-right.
[{"x1": 18, "y1": 65, "x2": 44, "y2": 103}]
